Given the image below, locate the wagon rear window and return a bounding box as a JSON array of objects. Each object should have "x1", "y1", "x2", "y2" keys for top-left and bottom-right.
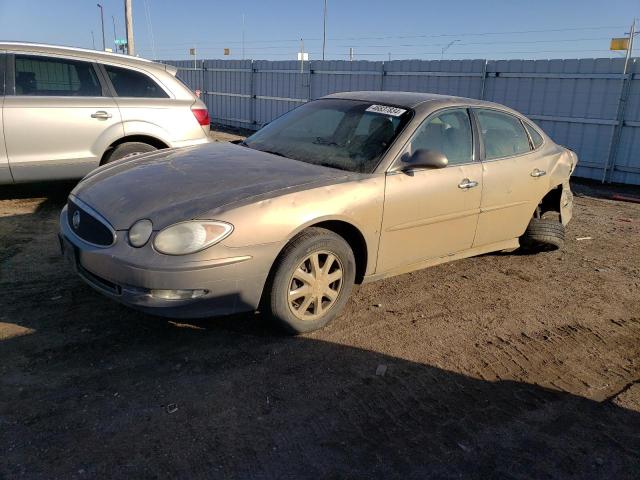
[{"x1": 104, "y1": 65, "x2": 168, "y2": 98}]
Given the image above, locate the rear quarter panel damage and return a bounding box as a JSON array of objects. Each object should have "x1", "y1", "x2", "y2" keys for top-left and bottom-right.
[{"x1": 548, "y1": 147, "x2": 577, "y2": 225}]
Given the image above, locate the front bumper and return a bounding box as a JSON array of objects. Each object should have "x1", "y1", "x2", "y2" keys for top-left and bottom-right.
[{"x1": 59, "y1": 206, "x2": 277, "y2": 318}]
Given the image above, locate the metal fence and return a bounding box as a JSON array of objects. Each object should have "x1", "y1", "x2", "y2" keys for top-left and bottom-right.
[{"x1": 164, "y1": 58, "x2": 640, "y2": 185}]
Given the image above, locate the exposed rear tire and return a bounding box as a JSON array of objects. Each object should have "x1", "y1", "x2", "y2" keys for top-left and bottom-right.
[
  {"x1": 265, "y1": 227, "x2": 356, "y2": 334},
  {"x1": 520, "y1": 217, "x2": 565, "y2": 252},
  {"x1": 104, "y1": 142, "x2": 157, "y2": 164}
]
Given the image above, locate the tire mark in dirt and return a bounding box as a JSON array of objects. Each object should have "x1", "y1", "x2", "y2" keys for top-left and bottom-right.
[{"x1": 473, "y1": 318, "x2": 640, "y2": 399}]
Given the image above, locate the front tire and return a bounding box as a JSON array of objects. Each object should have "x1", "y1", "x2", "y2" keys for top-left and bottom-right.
[{"x1": 265, "y1": 227, "x2": 356, "y2": 334}]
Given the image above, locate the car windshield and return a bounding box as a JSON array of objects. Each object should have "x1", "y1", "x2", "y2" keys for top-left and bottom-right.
[{"x1": 242, "y1": 99, "x2": 413, "y2": 173}]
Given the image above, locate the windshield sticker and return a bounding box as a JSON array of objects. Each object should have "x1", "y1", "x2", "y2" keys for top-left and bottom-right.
[{"x1": 366, "y1": 104, "x2": 407, "y2": 117}]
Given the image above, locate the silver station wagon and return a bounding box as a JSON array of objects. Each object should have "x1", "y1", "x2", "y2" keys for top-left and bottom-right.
[
  {"x1": 60, "y1": 91, "x2": 577, "y2": 333},
  {"x1": 0, "y1": 42, "x2": 210, "y2": 184}
]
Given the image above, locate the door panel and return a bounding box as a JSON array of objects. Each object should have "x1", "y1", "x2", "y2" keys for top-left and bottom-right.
[
  {"x1": 475, "y1": 153, "x2": 552, "y2": 246},
  {"x1": 378, "y1": 108, "x2": 482, "y2": 274},
  {"x1": 378, "y1": 164, "x2": 483, "y2": 273},
  {"x1": 473, "y1": 108, "x2": 550, "y2": 247},
  {"x1": 3, "y1": 54, "x2": 123, "y2": 182}
]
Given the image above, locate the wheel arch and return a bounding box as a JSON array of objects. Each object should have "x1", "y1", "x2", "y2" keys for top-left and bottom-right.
[
  {"x1": 309, "y1": 220, "x2": 369, "y2": 284},
  {"x1": 270, "y1": 219, "x2": 370, "y2": 285},
  {"x1": 100, "y1": 135, "x2": 170, "y2": 165},
  {"x1": 538, "y1": 184, "x2": 563, "y2": 217}
]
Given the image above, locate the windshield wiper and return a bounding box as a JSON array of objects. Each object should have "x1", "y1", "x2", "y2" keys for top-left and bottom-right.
[
  {"x1": 316, "y1": 162, "x2": 349, "y2": 171},
  {"x1": 314, "y1": 136, "x2": 339, "y2": 146},
  {"x1": 260, "y1": 149, "x2": 289, "y2": 158}
]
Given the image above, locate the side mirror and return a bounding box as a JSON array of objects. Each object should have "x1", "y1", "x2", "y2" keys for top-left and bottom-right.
[{"x1": 404, "y1": 149, "x2": 448, "y2": 170}]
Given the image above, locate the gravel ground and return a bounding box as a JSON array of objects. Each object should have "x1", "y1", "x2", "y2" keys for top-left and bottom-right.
[{"x1": 0, "y1": 135, "x2": 639, "y2": 479}]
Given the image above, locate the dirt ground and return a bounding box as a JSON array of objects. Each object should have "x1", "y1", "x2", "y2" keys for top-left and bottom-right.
[{"x1": 1, "y1": 135, "x2": 639, "y2": 478}]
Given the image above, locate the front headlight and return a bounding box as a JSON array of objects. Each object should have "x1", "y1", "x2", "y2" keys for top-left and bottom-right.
[{"x1": 153, "y1": 221, "x2": 233, "y2": 255}]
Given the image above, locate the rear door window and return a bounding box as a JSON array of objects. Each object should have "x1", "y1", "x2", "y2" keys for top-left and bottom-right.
[
  {"x1": 524, "y1": 122, "x2": 544, "y2": 149},
  {"x1": 14, "y1": 54, "x2": 102, "y2": 96},
  {"x1": 104, "y1": 65, "x2": 168, "y2": 98},
  {"x1": 476, "y1": 109, "x2": 531, "y2": 160}
]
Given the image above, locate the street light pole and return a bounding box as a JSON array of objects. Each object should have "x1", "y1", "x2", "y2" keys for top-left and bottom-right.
[
  {"x1": 322, "y1": 0, "x2": 327, "y2": 60},
  {"x1": 242, "y1": 13, "x2": 246, "y2": 60},
  {"x1": 112, "y1": 16, "x2": 118, "y2": 52},
  {"x1": 97, "y1": 3, "x2": 106, "y2": 51}
]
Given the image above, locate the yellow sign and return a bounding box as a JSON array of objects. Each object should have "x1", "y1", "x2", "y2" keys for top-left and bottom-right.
[
  {"x1": 224, "y1": 48, "x2": 230, "y2": 55},
  {"x1": 610, "y1": 38, "x2": 629, "y2": 51}
]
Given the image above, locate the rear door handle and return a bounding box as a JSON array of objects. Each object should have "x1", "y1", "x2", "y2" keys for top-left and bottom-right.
[
  {"x1": 530, "y1": 168, "x2": 546, "y2": 178},
  {"x1": 458, "y1": 178, "x2": 479, "y2": 189},
  {"x1": 91, "y1": 111, "x2": 112, "y2": 120}
]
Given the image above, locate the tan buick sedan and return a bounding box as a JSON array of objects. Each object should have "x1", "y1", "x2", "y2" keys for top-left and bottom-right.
[
  {"x1": 0, "y1": 42, "x2": 210, "y2": 184},
  {"x1": 60, "y1": 91, "x2": 577, "y2": 333}
]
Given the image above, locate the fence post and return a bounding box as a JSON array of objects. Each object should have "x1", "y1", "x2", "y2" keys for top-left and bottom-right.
[
  {"x1": 479, "y1": 60, "x2": 488, "y2": 100},
  {"x1": 200, "y1": 59, "x2": 205, "y2": 98},
  {"x1": 308, "y1": 60, "x2": 313, "y2": 101},
  {"x1": 250, "y1": 60, "x2": 256, "y2": 128}
]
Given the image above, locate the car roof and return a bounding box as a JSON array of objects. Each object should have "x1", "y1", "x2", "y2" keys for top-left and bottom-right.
[
  {"x1": 323, "y1": 90, "x2": 499, "y2": 110},
  {"x1": 0, "y1": 41, "x2": 176, "y2": 74}
]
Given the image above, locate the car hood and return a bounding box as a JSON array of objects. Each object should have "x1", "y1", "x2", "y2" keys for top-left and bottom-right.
[{"x1": 72, "y1": 142, "x2": 350, "y2": 230}]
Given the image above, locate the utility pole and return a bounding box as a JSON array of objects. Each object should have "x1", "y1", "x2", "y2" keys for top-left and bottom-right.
[
  {"x1": 300, "y1": 38, "x2": 305, "y2": 73},
  {"x1": 349, "y1": 47, "x2": 354, "y2": 61},
  {"x1": 97, "y1": 3, "x2": 106, "y2": 51},
  {"x1": 603, "y1": 18, "x2": 637, "y2": 182},
  {"x1": 112, "y1": 16, "x2": 118, "y2": 52},
  {"x1": 242, "y1": 13, "x2": 246, "y2": 60},
  {"x1": 91, "y1": 31, "x2": 96, "y2": 50},
  {"x1": 322, "y1": 0, "x2": 327, "y2": 60},
  {"x1": 125, "y1": 0, "x2": 135, "y2": 55}
]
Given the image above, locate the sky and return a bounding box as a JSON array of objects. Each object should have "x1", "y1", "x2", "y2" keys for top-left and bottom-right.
[{"x1": 0, "y1": 0, "x2": 638, "y2": 62}]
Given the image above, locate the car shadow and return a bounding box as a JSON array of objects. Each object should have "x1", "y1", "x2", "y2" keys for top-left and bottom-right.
[
  {"x1": 1, "y1": 307, "x2": 639, "y2": 479},
  {"x1": 0, "y1": 180, "x2": 77, "y2": 201}
]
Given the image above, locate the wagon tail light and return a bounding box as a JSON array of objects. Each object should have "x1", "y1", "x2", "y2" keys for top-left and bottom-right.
[{"x1": 191, "y1": 107, "x2": 210, "y2": 127}]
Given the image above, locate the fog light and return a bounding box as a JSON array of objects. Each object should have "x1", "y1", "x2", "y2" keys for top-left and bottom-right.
[
  {"x1": 129, "y1": 219, "x2": 153, "y2": 247},
  {"x1": 150, "y1": 289, "x2": 208, "y2": 300}
]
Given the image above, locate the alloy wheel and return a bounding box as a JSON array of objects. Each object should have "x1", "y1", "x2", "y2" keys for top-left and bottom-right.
[{"x1": 288, "y1": 250, "x2": 343, "y2": 321}]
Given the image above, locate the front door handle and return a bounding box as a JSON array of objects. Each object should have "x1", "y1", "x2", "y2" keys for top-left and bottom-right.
[
  {"x1": 458, "y1": 178, "x2": 479, "y2": 189},
  {"x1": 91, "y1": 110, "x2": 112, "y2": 120},
  {"x1": 530, "y1": 168, "x2": 546, "y2": 178}
]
